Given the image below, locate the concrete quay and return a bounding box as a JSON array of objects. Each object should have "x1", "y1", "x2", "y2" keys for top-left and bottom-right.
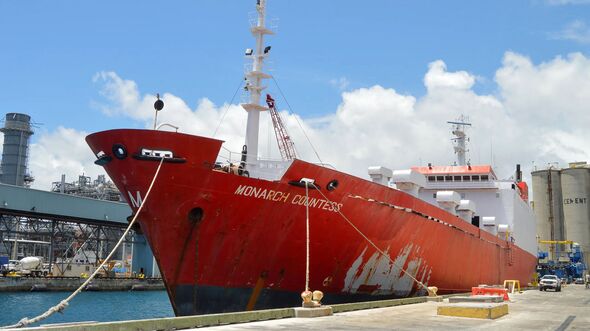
[
  {"x1": 0, "y1": 276, "x2": 164, "y2": 292},
  {"x1": 21, "y1": 285, "x2": 590, "y2": 331},
  {"x1": 198, "y1": 285, "x2": 590, "y2": 331}
]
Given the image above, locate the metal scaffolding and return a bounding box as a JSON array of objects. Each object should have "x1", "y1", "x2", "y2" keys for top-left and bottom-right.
[
  {"x1": 0, "y1": 181, "x2": 141, "y2": 276},
  {"x1": 0, "y1": 214, "x2": 135, "y2": 276}
]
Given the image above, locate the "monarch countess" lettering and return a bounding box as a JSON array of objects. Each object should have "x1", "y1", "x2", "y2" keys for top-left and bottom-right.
[{"x1": 234, "y1": 185, "x2": 343, "y2": 212}]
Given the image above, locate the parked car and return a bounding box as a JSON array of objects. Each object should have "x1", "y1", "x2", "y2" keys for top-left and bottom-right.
[
  {"x1": 539, "y1": 275, "x2": 562, "y2": 292},
  {"x1": 574, "y1": 278, "x2": 584, "y2": 285}
]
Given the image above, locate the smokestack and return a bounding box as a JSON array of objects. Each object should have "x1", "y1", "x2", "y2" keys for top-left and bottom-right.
[
  {"x1": 0, "y1": 113, "x2": 34, "y2": 186},
  {"x1": 516, "y1": 164, "x2": 522, "y2": 182},
  {"x1": 60, "y1": 174, "x2": 66, "y2": 193}
]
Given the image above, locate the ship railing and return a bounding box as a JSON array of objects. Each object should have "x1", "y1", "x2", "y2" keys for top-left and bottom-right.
[
  {"x1": 248, "y1": 12, "x2": 279, "y2": 33},
  {"x1": 217, "y1": 147, "x2": 336, "y2": 179},
  {"x1": 249, "y1": 158, "x2": 294, "y2": 181},
  {"x1": 423, "y1": 181, "x2": 497, "y2": 190},
  {"x1": 314, "y1": 162, "x2": 337, "y2": 170},
  {"x1": 217, "y1": 146, "x2": 261, "y2": 166},
  {"x1": 243, "y1": 61, "x2": 275, "y2": 76},
  {"x1": 216, "y1": 147, "x2": 292, "y2": 181}
]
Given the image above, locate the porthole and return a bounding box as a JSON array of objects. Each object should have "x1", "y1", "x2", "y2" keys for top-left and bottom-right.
[
  {"x1": 326, "y1": 179, "x2": 339, "y2": 191},
  {"x1": 188, "y1": 207, "x2": 204, "y2": 223},
  {"x1": 112, "y1": 144, "x2": 128, "y2": 160}
]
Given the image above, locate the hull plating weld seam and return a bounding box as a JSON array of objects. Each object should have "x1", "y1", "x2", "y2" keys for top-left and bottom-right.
[{"x1": 348, "y1": 194, "x2": 507, "y2": 248}]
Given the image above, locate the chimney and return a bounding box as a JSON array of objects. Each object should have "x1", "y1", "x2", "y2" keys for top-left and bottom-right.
[{"x1": 0, "y1": 113, "x2": 34, "y2": 186}]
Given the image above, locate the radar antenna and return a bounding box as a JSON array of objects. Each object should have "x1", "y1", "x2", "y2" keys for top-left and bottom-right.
[{"x1": 447, "y1": 115, "x2": 471, "y2": 166}]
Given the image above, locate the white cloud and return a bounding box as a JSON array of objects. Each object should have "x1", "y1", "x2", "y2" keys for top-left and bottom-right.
[
  {"x1": 329, "y1": 77, "x2": 350, "y2": 91},
  {"x1": 546, "y1": 0, "x2": 590, "y2": 5},
  {"x1": 424, "y1": 60, "x2": 475, "y2": 92},
  {"x1": 28, "y1": 127, "x2": 106, "y2": 190},
  {"x1": 93, "y1": 71, "x2": 249, "y2": 155},
  {"x1": 496, "y1": 52, "x2": 590, "y2": 128},
  {"x1": 26, "y1": 51, "x2": 588, "y2": 196},
  {"x1": 550, "y1": 20, "x2": 590, "y2": 44}
]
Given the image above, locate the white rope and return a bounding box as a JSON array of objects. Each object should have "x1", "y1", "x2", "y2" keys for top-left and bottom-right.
[
  {"x1": 311, "y1": 183, "x2": 430, "y2": 293},
  {"x1": 2, "y1": 157, "x2": 165, "y2": 329},
  {"x1": 304, "y1": 181, "x2": 310, "y2": 292}
]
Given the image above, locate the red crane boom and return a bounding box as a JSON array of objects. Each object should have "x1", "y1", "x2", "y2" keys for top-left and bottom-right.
[{"x1": 265, "y1": 94, "x2": 297, "y2": 160}]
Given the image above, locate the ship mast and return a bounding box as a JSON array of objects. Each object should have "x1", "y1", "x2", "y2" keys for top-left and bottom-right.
[
  {"x1": 242, "y1": 0, "x2": 274, "y2": 169},
  {"x1": 447, "y1": 116, "x2": 471, "y2": 166}
]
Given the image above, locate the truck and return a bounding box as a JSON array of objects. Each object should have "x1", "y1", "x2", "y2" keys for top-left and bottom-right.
[
  {"x1": 539, "y1": 274, "x2": 562, "y2": 292},
  {"x1": 14, "y1": 257, "x2": 49, "y2": 277}
]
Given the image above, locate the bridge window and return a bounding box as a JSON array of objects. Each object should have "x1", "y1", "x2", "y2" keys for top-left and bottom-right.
[
  {"x1": 454, "y1": 176, "x2": 461, "y2": 181},
  {"x1": 445, "y1": 176, "x2": 452, "y2": 181},
  {"x1": 481, "y1": 175, "x2": 489, "y2": 181},
  {"x1": 436, "y1": 176, "x2": 444, "y2": 181},
  {"x1": 428, "y1": 176, "x2": 435, "y2": 182},
  {"x1": 463, "y1": 175, "x2": 471, "y2": 181},
  {"x1": 472, "y1": 175, "x2": 480, "y2": 181}
]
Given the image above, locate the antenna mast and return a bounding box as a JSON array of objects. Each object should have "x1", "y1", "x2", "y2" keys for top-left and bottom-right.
[
  {"x1": 447, "y1": 115, "x2": 472, "y2": 166},
  {"x1": 242, "y1": 0, "x2": 273, "y2": 169}
]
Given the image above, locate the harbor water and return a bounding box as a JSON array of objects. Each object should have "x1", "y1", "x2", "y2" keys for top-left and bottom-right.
[{"x1": 0, "y1": 291, "x2": 174, "y2": 327}]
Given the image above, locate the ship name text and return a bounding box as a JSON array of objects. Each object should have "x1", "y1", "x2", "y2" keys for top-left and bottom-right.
[
  {"x1": 234, "y1": 185, "x2": 343, "y2": 212},
  {"x1": 128, "y1": 191, "x2": 143, "y2": 208}
]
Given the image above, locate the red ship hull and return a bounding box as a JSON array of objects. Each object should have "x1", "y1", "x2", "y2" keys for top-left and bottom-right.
[{"x1": 87, "y1": 129, "x2": 537, "y2": 315}]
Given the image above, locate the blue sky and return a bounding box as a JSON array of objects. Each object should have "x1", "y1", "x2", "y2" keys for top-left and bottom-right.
[
  {"x1": 1, "y1": 0, "x2": 590, "y2": 189},
  {"x1": 1, "y1": 0, "x2": 588, "y2": 133}
]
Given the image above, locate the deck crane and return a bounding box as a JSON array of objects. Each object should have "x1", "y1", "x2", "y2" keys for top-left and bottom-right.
[{"x1": 265, "y1": 94, "x2": 297, "y2": 160}]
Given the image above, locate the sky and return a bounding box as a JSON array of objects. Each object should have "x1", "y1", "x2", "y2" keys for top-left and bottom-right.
[{"x1": 1, "y1": 0, "x2": 590, "y2": 190}]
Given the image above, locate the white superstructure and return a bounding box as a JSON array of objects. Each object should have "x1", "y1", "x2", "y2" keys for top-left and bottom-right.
[
  {"x1": 413, "y1": 168, "x2": 537, "y2": 256},
  {"x1": 370, "y1": 119, "x2": 538, "y2": 257}
]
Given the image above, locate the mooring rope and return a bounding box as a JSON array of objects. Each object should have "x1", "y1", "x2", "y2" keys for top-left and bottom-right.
[
  {"x1": 304, "y1": 181, "x2": 310, "y2": 292},
  {"x1": 2, "y1": 157, "x2": 165, "y2": 329},
  {"x1": 310, "y1": 183, "x2": 432, "y2": 294}
]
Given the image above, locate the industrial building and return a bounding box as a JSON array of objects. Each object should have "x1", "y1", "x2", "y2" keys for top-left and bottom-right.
[
  {"x1": 532, "y1": 162, "x2": 590, "y2": 275},
  {"x1": 0, "y1": 113, "x2": 35, "y2": 187},
  {"x1": 0, "y1": 112, "x2": 158, "y2": 277}
]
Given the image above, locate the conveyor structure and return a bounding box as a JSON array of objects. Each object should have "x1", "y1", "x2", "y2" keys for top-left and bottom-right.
[{"x1": 0, "y1": 183, "x2": 158, "y2": 277}]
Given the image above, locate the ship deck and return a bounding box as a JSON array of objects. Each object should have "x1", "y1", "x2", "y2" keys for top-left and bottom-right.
[{"x1": 26, "y1": 285, "x2": 590, "y2": 330}]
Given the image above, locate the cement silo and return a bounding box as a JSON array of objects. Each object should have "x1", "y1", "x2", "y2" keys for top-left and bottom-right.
[
  {"x1": 0, "y1": 113, "x2": 34, "y2": 186},
  {"x1": 532, "y1": 169, "x2": 565, "y2": 242},
  {"x1": 561, "y1": 165, "x2": 590, "y2": 269}
]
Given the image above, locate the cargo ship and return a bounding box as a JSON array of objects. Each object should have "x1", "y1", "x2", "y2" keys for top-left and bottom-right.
[{"x1": 86, "y1": 0, "x2": 537, "y2": 316}]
